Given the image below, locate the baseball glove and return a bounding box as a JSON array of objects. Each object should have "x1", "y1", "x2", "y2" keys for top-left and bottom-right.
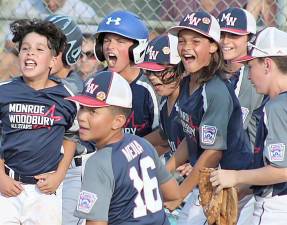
[{"x1": 198, "y1": 167, "x2": 238, "y2": 225}]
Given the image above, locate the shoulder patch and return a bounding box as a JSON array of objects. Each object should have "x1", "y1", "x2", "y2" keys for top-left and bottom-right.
[
  {"x1": 77, "y1": 190, "x2": 98, "y2": 214},
  {"x1": 201, "y1": 125, "x2": 217, "y2": 145},
  {"x1": 268, "y1": 143, "x2": 285, "y2": 162}
]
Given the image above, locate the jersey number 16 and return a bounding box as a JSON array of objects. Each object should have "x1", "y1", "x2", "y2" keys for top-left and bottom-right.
[{"x1": 129, "y1": 156, "x2": 162, "y2": 218}]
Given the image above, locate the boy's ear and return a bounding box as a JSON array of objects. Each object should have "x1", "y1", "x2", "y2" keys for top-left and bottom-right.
[
  {"x1": 49, "y1": 55, "x2": 58, "y2": 69},
  {"x1": 209, "y1": 42, "x2": 218, "y2": 54},
  {"x1": 112, "y1": 114, "x2": 126, "y2": 130}
]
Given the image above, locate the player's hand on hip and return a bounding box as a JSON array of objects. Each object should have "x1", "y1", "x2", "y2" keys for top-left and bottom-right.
[
  {"x1": 0, "y1": 173, "x2": 23, "y2": 197},
  {"x1": 209, "y1": 169, "x2": 238, "y2": 193},
  {"x1": 164, "y1": 198, "x2": 183, "y2": 211},
  {"x1": 176, "y1": 163, "x2": 193, "y2": 177},
  {"x1": 35, "y1": 172, "x2": 61, "y2": 195}
]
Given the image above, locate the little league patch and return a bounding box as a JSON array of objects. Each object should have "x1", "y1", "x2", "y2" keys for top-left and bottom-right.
[
  {"x1": 201, "y1": 125, "x2": 217, "y2": 145},
  {"x1": 77, "y1": 190, "x2": 98, "y2": 213}
]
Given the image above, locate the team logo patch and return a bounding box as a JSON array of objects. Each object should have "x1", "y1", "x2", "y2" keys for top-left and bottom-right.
[
  {"x1": 77, "y1": 191, "x2": 97, "y2": 213},
  {"x1": 268, "y1": 143, "x2": 285, "y2": 162},
  {"x1": 202, "y1": 17, "x2": 211, "y2": 24},
  {"x1": 162, "y1": 46, "x2": 170, "y2": 55},
  {"x1": 241, "y1": 107, "x2": 249, "y2": 123},
  {"x1": 201, "y1": 125, "x2": 217, "y2": 145},
  {"x1": 96, "y1": 91, "x2": 106, "y2": 101}
]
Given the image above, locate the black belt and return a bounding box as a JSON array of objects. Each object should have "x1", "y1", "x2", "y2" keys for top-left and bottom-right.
[
  {"x1": 74, "y1": 157, "x2": 82, "y2": 167},
  {"x1": 5, "y1": 166, "x2": 38, "y2": 184}
]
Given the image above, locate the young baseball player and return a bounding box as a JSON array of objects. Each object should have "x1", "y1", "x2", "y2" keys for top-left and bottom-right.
[
  {"x1": 67, "y1": 70, "x2": 180, "y2": 225},
  {"x1": 210, "y1": 27, "x2": 287, "y2": 225},
  {"x1": 0, "y1": 19, "x2": 78, "y2": 225},
  {"x1": 217, "y1": 7, "x2": 264, "y2": 225},
  {"x1": 138, "y1": 34, "x2": 192, "y2": 182},
  {"x1": 94, "y1": 10, "x2": 159, "y2": 137},
  {"x1": 139, "y1": 34, "x2": 184, "y2": 160},
  {"x1": 164, "y1": 10, "x2": 253, "y2": 225},
  {"x1": 218, "y1": 7, "x2": 263, "y2": 148}
]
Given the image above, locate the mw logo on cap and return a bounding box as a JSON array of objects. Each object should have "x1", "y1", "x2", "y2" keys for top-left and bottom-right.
[
  {"x1": 220, "y1": 13, "x2": 237, "y2": 26},
  {"x1": 184, "y1": 13, "x2": 202, "y2": 26},
  {"x1": 85, "y1": 80, "x2": 99, "y2": 94},
  {"x1": 146, "y1": 45, "x2": 159, "y2": 60},
  {"x1": 106, "y1": 17, "x2": 121, "y2": 25}
]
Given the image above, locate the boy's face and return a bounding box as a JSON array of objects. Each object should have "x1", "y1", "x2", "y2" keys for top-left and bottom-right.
[
  {"x1": 102, "y1": 33, "x2": 134, "y2": 74},
  {"x1": 77, "y1": 106, "x2": 116, "y2": 142},
  {"x1": 220, "y1": 32, "x2": 248, "y2": 61},
  {"x1": 177, "y1": 29, "x2": 218, "y2": 73},
  {"x1": 77, "y1": 39, "x2": 99, "y2": 77},
  {"x1": 146, "y1": 67, "x2": 179, "y2": 96},
  {"x1": 18, "y1": 32, "x2": 55, "y2": 80}
]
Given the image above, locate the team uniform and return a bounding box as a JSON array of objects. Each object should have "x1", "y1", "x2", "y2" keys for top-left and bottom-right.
[
  {"x1": 177, "y1": 75, "x2": 252, "y2": 225},
  {"x1": 251, "y1": 94, "x2": 287, "y2": 225},
  {"x1": 124, "y1": 71, "x2": 159, "y2": 137},
  {"x1": 159, "y1": 97, "x2": 184, "y2": 161},
  {"x1": 75, "y1": 133, "x2": 172, "y2": 225},
  {"x1": 0, "y1": 76, "x2": 77, "y2": 225},
  {"x1": 217, "y1": 8, "x2": 263, "y2": 225},
  {"x1": 229, "y1": 66, "x2": 263, "y2": 147}
]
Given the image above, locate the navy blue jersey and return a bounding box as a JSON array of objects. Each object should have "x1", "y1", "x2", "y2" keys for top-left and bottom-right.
[
  {"x1": 94, "y1": 69, "x2": 159, "y2": 137},
  {"x1": 75, "y1": 133, "x2": 171, "y2": 225},
  {"x1": 159, "y1": 97, "x2": 185, "y2": 159},
  {"x1": 178, "y1": 75, "x2": 252, "y2": 169},
  {"x1": 0, "y1": 77, "x2": 77, "y2": 175},
  {"x1": 124, "y1": 71, "x2": 159, "y2": 137},
  {"x1": 253, "y1": 94, "x2": 287, "y2": 197}
]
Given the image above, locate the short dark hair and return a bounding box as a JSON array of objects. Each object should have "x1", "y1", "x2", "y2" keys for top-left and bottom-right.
[
  {"x1": 258, "y1": 56, "x2": 287, "y2": 74},
  {"x1": 109, "y1": 105, "x2": 131, "y2": 120},
  {"x1": 10, "y1": 19, "x2": 66, "y2": 56}
]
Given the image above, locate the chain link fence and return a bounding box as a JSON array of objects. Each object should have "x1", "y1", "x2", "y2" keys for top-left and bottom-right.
[{"x1": 0, "y1": 0, "x2": 287, "y2": 80}]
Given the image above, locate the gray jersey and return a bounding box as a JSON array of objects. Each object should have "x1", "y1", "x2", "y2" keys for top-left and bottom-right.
[
  {"x1": 233, "y1": 66, "x2": 263, "y2": 148},
  {"x1": 75, "y1": 133, "x2": 171, "y2": 225}
]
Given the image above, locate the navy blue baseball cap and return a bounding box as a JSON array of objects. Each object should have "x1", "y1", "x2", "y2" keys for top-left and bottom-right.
[
  {"x1": 66, "y1": 71, "x2": 132, "y2": 108},
  {"x1": 137, "y1": 34, "x2": 180, "y2": 71},
  {"x1": 218, "y1": 7, "x2": 256, "y2": 35},
  {"x1": 168, "y1": 11, "x2": 220, "y2": 43}
]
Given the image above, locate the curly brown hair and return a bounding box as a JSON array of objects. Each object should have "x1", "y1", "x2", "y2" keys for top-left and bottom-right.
[{"x1": 10, "y1": 19, "x2": 66, "y2": 56}]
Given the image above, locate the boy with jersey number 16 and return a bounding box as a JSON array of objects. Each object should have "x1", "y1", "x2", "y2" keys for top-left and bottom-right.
[{"x1": 68, "y1": 71, "x2": 180, "y2": 225}]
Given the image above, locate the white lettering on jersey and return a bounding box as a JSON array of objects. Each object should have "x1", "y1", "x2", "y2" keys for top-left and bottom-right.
[{"x1": 122, "y1": 140, "x2": 144, "y2": 162}]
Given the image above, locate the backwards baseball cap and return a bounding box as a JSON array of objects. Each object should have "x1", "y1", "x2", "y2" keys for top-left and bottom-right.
[
  {"x1": 234, "y1": 27, "x2": 287, "y2": 63},
  {"x1": 66, "y1": 71, "x2": 132, "y2": 108},
  {"x1": 136, "y1": 34, "x2": 180, "y2": 71},
  {"x1": 218, "y1": 7, "x2": 256, "y2": 35},
  {"x1": 168, "y1": 11, "x2": 220, "y2": 43}
]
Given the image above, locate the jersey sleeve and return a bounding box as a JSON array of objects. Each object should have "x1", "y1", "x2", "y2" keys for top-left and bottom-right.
[
  {"x1": 74, "y1": 148, "x2": 115, "y2": 221},
  {"x1": 264, "y1": 100, "x2": 287, "y2": 168},
  {"x1": 199, "y1": 80, "x2": 233, "y2": 150}
]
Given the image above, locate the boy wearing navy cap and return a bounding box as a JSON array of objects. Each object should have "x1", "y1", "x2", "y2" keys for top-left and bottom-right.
[
  {"x1": 69, "y1": 71, "x2": 179, "y2": 225},
  {"x1": 218, "y1": 7, "x2": 263, "y2": 149},
  {"x1": 211, "y1": 27, "x2": 287, "y2": 225}
]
